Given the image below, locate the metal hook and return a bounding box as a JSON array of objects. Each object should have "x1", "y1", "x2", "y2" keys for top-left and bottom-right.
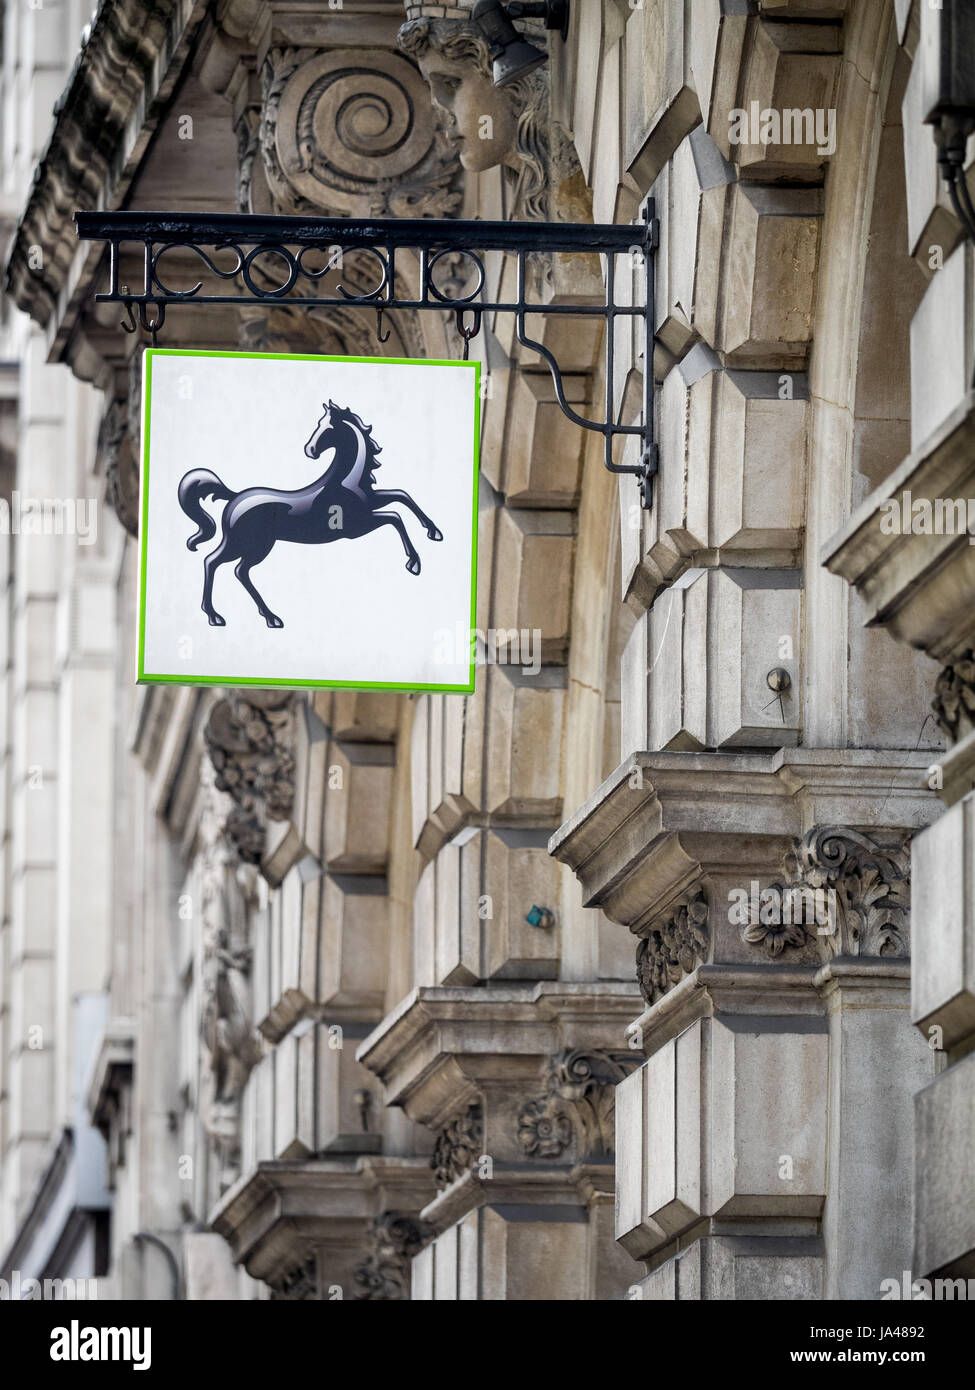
[
  {"x1": 456, "y1": 308, "x2": 481, "y2": 361},
  {"x1": 376, "y1": 305, "x2": 392, "y2": 344},
  {"x1": 121, "y1": 300, "x2": 138, "y2": 334},
  {"x1": 138, "y1": 301, "x2": 165, "y2": 347}
]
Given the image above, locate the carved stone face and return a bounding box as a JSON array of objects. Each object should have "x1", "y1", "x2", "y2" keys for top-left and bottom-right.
[{"x1": 418, "y1": 52, "x2": 518, "y2": 173}]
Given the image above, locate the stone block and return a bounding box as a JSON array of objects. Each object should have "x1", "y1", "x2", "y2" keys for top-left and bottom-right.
[
  {"x1": 914, "y1": 1053, "x2": 975, "y2": 1277},
  {"x1": 652, "y1": 129, "x2": 735, "y2": 358},
  {"x1": 708, "y1": 371, "x2": 806, "y2": 551},
  {"x1": 488, "y1": 370, "x2": 586, "y2": 506},
  {"x1": 479, "y1": 1204, "x2": 590, "y2": 1300},
  {"x1": 708, "y1": 567, "x2": 802, "y2": 747},
  {"x1": 909, "y1": 241, "x2": 973, "y2": 451},
  {"x1": 617, "y1": 1017, "x2": 827, "y2": 1260},
  {"x1": 647, "y1": 570, "x2": 708, "y2": 752},
  {"x1": 624, "y1": 0, "x2": 701, "y2": 192},
  {"x1": 710, "y1": 185, "x2": 822, "y2": 367},
  {"x1": 482, "y1": 828, "x2": 561, "y2": 979},
  {"x1": 493, "y1": 509, "x2": 574, "y2": 665},
  {"x1": 318, "y1": 874, "x2": 388, "y2": 1010},
  {"x1": 323, "y1": 746, "x2": 393, "y2": 875},
  {"x1": 710, "y1": 1017, "x2": 828, "y2": 1218},
  {"x1": 732, "y1": 22, "x2": 840, "y2": 181},
  {"x1": 912, "y1": 793, "x2": 975, "y2": 1051}
]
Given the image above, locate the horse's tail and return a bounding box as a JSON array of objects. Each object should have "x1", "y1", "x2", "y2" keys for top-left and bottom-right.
[{"x1": 178, "y1": 469, "x2": 236, "y2": 550}]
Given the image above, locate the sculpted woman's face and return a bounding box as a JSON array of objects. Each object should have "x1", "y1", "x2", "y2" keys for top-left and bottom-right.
[{"x1": 419, "y1": 52, "x2": 518, "y2": 172}]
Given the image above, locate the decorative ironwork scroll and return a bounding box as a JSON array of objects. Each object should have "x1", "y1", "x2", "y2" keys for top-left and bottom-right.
[{"x1": 74, "y1": 206, "x2": 659, "y2": 505}]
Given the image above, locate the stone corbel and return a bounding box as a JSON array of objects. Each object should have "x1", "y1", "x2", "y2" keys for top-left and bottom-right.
[
  {"x1": 203, "y1": 691, "x2": 297, "y2": 867},
  {"x1": 431, "y1": 1102, "x2": 484, "y2": 1189},
  {"x1": 933, "y1": 651, "x2": 975, "y2": 744},
  {"x1": 352, "y1": 1212, "x2": 436, "y2": 1300},
  {"x1": 634, "y1": 889, "x2": 710, "y2": 1007}
]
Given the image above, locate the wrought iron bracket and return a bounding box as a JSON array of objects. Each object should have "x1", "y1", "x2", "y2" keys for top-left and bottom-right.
[{"x1": 75, "y1": 204, "x2": 658, "y2": 506}]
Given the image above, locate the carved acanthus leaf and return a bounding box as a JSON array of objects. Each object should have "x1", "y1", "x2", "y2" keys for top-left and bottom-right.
[
  {"x1": 431, "y1": 1102, "x2": 483, "y2": 1189},
  {"x1": 933, "y1": 651, "x2": 975, "y2": 742},
  {"x1": 741, "y1": 827, "x2": 911, "y2": 961},
  {"x1": 634, "y1": 890, "x2": 709, "y2": 1006},
  {"x1": 352, "y1": 1212, "x2": 435, "y2": 1301}
]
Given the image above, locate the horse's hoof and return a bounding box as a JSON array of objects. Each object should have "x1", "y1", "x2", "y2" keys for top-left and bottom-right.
[
  {"x1": 406, "y1": 556, "x2": 421, "y2": 575},
  {"x1": 427, "y1": 526, "x2": 443, "y2": 542},
  {"x1": 207, "y1": 612, "x2": 226, "y2": 627},
  {"x1": 264, "y1": 614, "x2": 284, "y2": 629}
]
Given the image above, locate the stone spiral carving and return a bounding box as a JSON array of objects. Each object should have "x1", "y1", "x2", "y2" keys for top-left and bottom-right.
[
  {"x1": 740, "y1": 827, "x2": 911, "y2": 961},
  {"x1": 261, "y1": 47, "x2": 462, "y2": 217}
]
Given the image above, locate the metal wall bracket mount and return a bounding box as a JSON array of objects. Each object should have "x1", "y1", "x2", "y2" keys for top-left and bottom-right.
[{"x1": 75, "y1": 203, "x2": 658, "y2": 507}]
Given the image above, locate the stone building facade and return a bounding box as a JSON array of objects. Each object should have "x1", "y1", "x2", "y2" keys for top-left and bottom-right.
[{"x1": 0, "y1": 0, "x2": 971, "y2": 1300}]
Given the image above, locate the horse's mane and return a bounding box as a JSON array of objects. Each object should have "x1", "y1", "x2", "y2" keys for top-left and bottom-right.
[{"x1": 332, "y1": 404, "x2": 382, "y2": 460}]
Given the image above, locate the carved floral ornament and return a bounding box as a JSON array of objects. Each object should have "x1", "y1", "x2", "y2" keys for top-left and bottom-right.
[
  {"x1": 431, "y1": 1102, "x2": 483, "y2": 1189},
  {"x1": 203, "y1": 690, "x2": 297, "y2": 865},
  {"x1": 352, "y1": 1212, "x2": 436, "y2": 1301},
  {"x1": 933, "y1": 650, "x2": 975, "y2": 742},
  {"x1": 634, "y1": 890, "x2": 709, "y2": 1007},
  {"x1": 738, "y1": 827, "x2": 911, "y2": 962},
  {"x1": 517, "y1": 1049, "x2": 639, "y2": 1161},
  {"x1": 196, "y1": 759, "x2": 264, "y2": 1196}
]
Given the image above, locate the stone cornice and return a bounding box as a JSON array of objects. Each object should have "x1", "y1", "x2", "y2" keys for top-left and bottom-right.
[
  {"x1": 549, "y1": 748, "x2": 935, "y2": 930},
  {"x1": 355, "y1": 982, "x2": 641, "y2": 1125},
  {"x1": 822, "y1": 391, "x2": 975, "y2": 664},
  {"x1": 208, "y1": 1155, "x2": 435, "y2": 1285},
  {"x1": 3, "y1": 0, "x2": 208, "y2": 335}
]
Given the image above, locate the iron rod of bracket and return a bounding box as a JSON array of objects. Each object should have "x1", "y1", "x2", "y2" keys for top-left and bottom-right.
[
  {"x1": 74, "y1": 201, "x2": 658, "y2": 504},
  {"x1": 76, "y1": 210, "x2": 649, "y2": 257}
]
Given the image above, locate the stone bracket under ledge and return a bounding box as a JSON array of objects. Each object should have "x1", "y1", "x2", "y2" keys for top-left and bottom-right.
[
  {"x1": 549, "y1": 748, "x2": 935, "y2": 938},
  {"x1": 822, "y1": 389, "x2": 975, "y2": 664},
  {"x1": 355, "y1": 982, "x2": 642, "y2": 1132},
  {"x1": 207, "y1": 1155, "x2": 435, "y2": 1294}
]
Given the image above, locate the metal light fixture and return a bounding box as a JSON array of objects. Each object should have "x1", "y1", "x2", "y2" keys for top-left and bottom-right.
[
  {"x1": 471, "y1": 0, "x2": 569, "y2": 88},
  {"x1": 924, "y1": 0, "x2": 975, "y2": 240}
]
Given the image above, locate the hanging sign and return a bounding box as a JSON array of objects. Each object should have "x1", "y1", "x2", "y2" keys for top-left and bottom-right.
[{"x1": 138, "y1": 348, "x2": 480, "y2": 693}]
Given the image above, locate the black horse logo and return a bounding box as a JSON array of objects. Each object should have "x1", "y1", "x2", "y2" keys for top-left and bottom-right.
[{"x1": 177, "y1": 401, "x2": 443, "y2": 628}]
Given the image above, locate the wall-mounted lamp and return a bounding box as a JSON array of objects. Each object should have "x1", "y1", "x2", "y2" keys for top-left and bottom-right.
[
  {"x1": 924, "y1": 1, "x2": 975, "y2": 240},
  {"x1": 471, "y1": 0, "x2": 569, "y2": 88}
]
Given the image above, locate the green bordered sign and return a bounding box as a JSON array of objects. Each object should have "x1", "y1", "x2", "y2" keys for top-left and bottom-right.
[{"x1": 138, "y1": 348, "x2": 480, "y2": 693}]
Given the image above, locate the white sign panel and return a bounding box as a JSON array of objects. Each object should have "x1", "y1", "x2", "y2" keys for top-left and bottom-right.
[{"x1": 138, "y1": 348, "x2": 480, "y2": 693}]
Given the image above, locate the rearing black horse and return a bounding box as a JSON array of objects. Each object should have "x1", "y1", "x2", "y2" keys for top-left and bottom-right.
[{"x1": 177, "y1": 401, "x2": 443, "y2": 628}]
